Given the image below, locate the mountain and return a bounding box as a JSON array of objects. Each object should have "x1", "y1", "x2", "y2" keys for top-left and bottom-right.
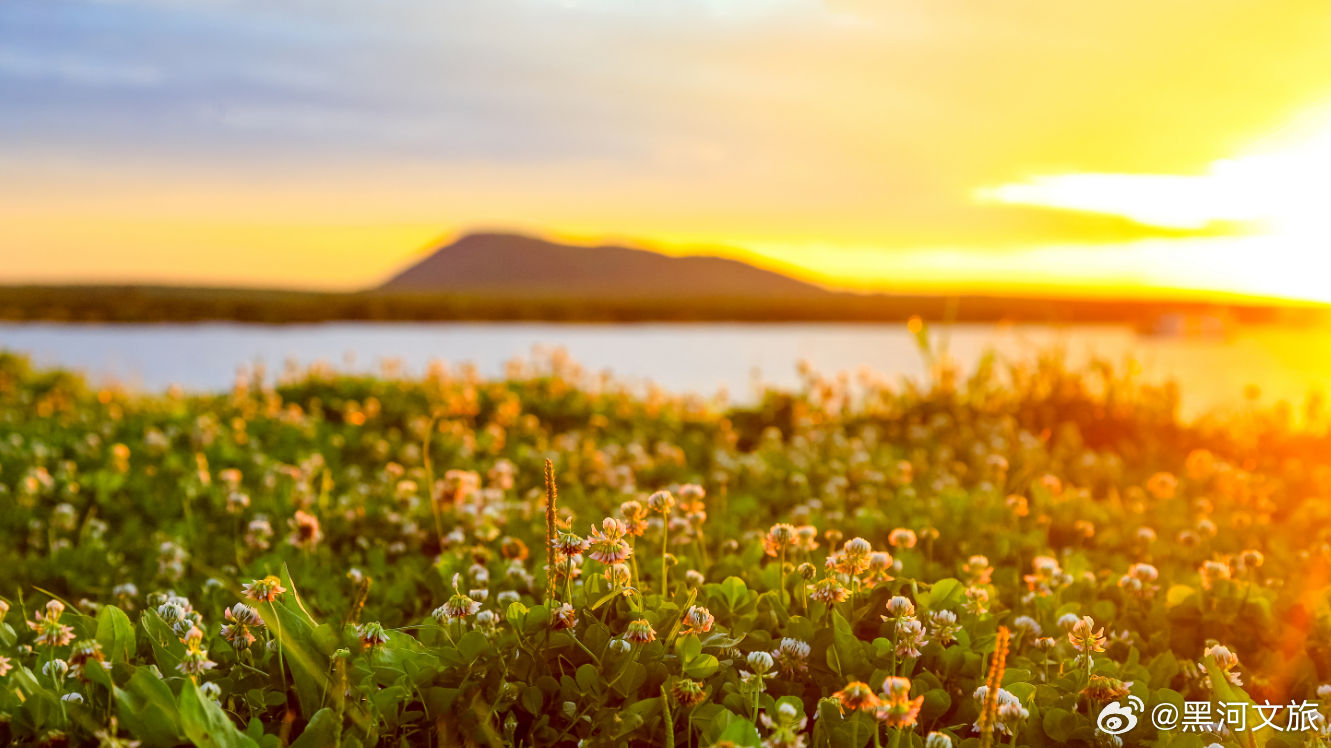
[{"x1": 379, "y1": 233, "x2": 832, "y2": 299}]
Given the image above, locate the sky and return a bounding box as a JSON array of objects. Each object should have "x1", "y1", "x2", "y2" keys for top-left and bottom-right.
[{"x1": 3, "y1": 0, "x2": 1331, "y2": 300}]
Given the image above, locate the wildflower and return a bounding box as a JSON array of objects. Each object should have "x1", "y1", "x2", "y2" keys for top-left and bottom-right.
[
  {"x1": 220, "y1": 603, "x2": 265, "y2": 649},
  {"x1": 44, "y1": 659, "x2": 70, "y2": 679},
  {"x1": 1074, "y1": 520, "x2": 1096, "y2": 539},
  {"x1": 925, "y1": 732, "x2": 953, "y2": 748},
  {"x1": 928, "y1": 610, "x2": 961, "y2": 645},
  {"x1": 972, "y1": 686, "x2": 1022, "y2": 734},
  {"x1": 1057, "y1": 613, "x2": 1081, "y2": 631},
  {"x1": 200, "y1": 681, "x2": 222, "y2": 701},
  {"x1": 1037, "y1": 474, "x2": 1062, "y2": 495},
  {"x1": 747, "y1": 651, "x2": 774, "y2": 674},
  {"x1": 1023, "y1": 556, "x2": 1062, "y2": 596},
  {"x1": 157, "y1": 601, "x2": 186, "y2": 626},
  {"x1": 763, "y1": 523, "x2": 798, "y2": 557},
  {"x1": 286, "y1": 510, "x2": 323, "y2": 550},
  {"x1": 243, "y1": 576, "x2": 287, "y2": 602},
  {"x1": 672, "y1": 678, "x2": 708, "y2": 707},
  {"x1": 962, "y1": 555, "x2": 993, "y2": 585},
  {"x1": 586, "y1": 520, "x2": 633, "y2": 564},
  {"x1": 554, "y1": 531, "x2": 589, "y2": 557},
  {"x1": 895, "y1": 618, "x2": 928, "y2": 658},
  {"x1": 177, "y1": 627, "x2": 216, "y2": 677},
  {"x1": 27, "y1": 600, "x2": 75, "y2": 647},
  {"x1": 1082, "y1": 675, "x2": 1131, "y2": 701},
  {"x1": 245, "y1": 517, "x2": 274, "y2": 550},
  {"x1": 863, "y1": 551, "x2": 895, "y2": 588},
  {"x1": 772, "y1": 638, "x2": 811, "y2": 678},
  {"x1": 620, "y1": 500, "x2": 648, "y2": 536},
  {"x1": 0, "y1": 656, "x2": 10, "y2": 677},
  {"x1": 795, "y1": 525, "x2": 820, "y2": 551},
  {"x1": 1068, "y1": 616, "x2": 1107, "y2": 655},
  {"x1": 832, "y1": 681, "x2": 881, "y2": 712},
  {"x1": 809, "y1": 577, "x2": 850, "y2": 605},
  {"x1": 877, "y1": 676, "x2": 924, "y2": 728},
  {"x1": 888, "y1": 528, "x2": 917, "y2": 549},
  {"x1": 678, "y1": 484, "x2": 705, "y2": 502},
  {"x1": 1011, "y1": 616, "x2": 1042, "y2": 638},
  {"x1": 963, "y1": 586, "x2": 989, "y2": 615},
  {"x1": 843, "y1": 536, "x2": 872, "y2": 560},
  {"x1": 499, "y1": 536, "x2": 530, "y2": 561},
  {"x1": 1204, "y1": 644, "x2": 1242, "y2": 686},
  {"x1": 685, "y1": 569, "x2": 705, "y2": 587},
  {"x1": 1237, "y1": 550, "x2": 1264, "y2": 572},
  {"x1": 759, "y1": 701, "x2": 808, "y2": 748},
  {"x1": 435, "y1": 593, "x2": 481, "y2": 621},
  {"x1": 680, "y1": 605, "x2": 715, "y2": 636},
  {"x1": 997, "y1": 702, "x2": 1030, "y2": 735},
  {"x1": 550, "y1": 603, "x2": 579, "y2": 630},
  {"x1": 1147, "y1": 472, "x2": 1178, "y2": 500},
  {"x1": 604, "y1": 563, "x2": 632, "y2": 589},
  {"x1": 62, "y1": 692, "x2": 83, "y2": 704},
  {"x1": 624, "y1": 619, "x2": 657, "y2": 645},
  {"x1": 357, "y1": 622, "x2": 390, "y2": 649},
  {"x1": 883, "y1": 596, "x2": 915, "y2": 619},
  {"x1": 797, "y1": 562, "x2": 817, "y2": 580},
  {"x1": 226, "y1": 491, "x2": 250, "y2": 514},
  {"x1": 440, "y1": 469, "x2": 480, "y2": 504},
  {"x1": 68, "y1": 640, "x2": 109, "y2": 681},
  {"x1": 1120, "y1": 563, "x2": 1160, "y2": 599},
  {"x1": 1005, "y1": 495, "x2": 1029, "y2": 517},
  {"x1": 550, "y1": 553, "x2": 583, "y2": 582},
  {"x1": 0, "y1": 599, "x2": 8, "y2": 618},
  {"x1": 1136, "y1": 527, "x2": 1157, "y2": 543},
  {"x1": 1199, "y1": 559, "x2": 1231, "y2": 590},
  {"x1": 646, "y1": 490, "x2": 675, "y2": 514},
  {"x1": 1118, "y1": 576, "x2": 1143, "y2": 596}
]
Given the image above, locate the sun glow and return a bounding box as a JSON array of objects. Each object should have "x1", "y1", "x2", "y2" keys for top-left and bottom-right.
[{"x1": 981, "y1": 104, "x2": 1331, "y2": 233}]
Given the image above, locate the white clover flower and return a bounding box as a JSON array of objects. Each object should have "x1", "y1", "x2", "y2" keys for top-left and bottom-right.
[{"x1": 747, "y1": 651, "x2": 774, "y2": 674}]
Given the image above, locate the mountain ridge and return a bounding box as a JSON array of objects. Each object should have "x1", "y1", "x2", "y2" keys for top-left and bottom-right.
[{"x1": 380, "y1": 233, "x2": 831, "y2": 299}]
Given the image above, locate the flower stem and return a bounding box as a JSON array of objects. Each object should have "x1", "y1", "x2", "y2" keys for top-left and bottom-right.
[{"x1": 661, "y1": 517, "x2": 670, "y2": 596}]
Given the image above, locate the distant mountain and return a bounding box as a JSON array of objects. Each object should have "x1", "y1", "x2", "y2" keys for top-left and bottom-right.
[{"x1": 380, "y1": 233, "x2": 832, "y2": 299}]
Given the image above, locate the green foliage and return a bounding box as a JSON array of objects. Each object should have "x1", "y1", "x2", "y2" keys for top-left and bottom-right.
[{"x1": 0, "y1": 348, "x2": 1326, "y2": 746}]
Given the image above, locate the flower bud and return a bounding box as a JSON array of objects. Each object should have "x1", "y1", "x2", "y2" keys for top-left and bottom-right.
[
  {"x1": 925, "y1": 732, "x2": 952, "y2": 748},
  {"x1": 747, "y1": 651, "x2": 774, "y2": 674},
  {"x1": 885, "y1": 596, "x2": 915, "y2": 618}
]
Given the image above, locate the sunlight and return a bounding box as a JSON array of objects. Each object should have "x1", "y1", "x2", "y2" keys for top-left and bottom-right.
[
  {"x1": 969, "y1": 104, "x2": 1331, "y2": 302},
  {"x1": 978, "y1": 104, "x2": 1331, "y2": 235}
]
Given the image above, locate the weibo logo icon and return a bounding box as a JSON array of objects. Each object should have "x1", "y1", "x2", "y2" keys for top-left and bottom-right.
[{"x1": 1097, "y1": 697, "x2": 1144, "y2": 735}]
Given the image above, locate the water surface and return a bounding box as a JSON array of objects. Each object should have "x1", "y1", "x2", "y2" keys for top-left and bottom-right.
[{"x1": 3, "y1": 322, "x2": 1329, "y2": 419}]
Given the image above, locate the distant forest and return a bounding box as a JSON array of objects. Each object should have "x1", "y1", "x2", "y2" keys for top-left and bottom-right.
[{"x1": 0, "y1": 285, "x2": 1324, "y2": 327}]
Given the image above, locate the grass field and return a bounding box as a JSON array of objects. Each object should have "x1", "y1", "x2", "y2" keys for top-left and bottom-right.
[{"x1": 1, "y1": 347, "x2": 1329, "y2": 747}]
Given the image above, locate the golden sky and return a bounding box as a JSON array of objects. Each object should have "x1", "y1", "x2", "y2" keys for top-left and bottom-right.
[{"x1": 3, "y1": 0, "x2": 1331, "y2": 299}]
